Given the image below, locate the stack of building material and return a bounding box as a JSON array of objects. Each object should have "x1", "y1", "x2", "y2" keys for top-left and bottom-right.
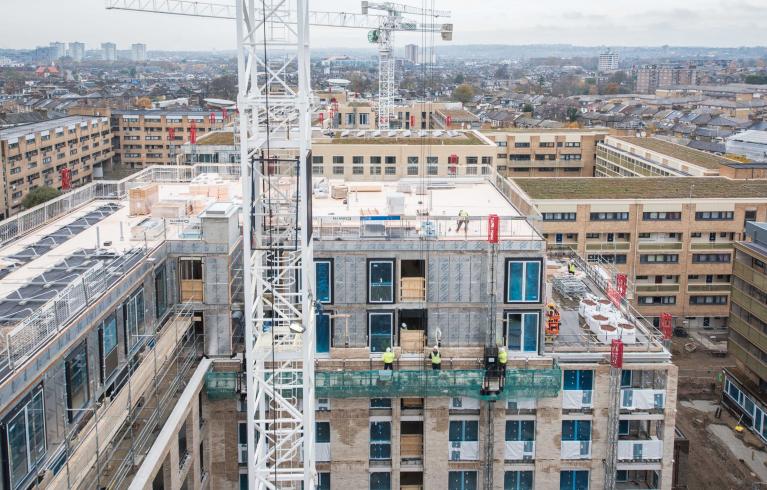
[
  {"x1": 152, "y1": 200, "x2": 190, "y2": 218},
  {"x1": 400, "y1": 330, "x2": 425, "y2": 353},
  {"x1": 128, "y1": 183, "x2": 159, "y2": 216}
]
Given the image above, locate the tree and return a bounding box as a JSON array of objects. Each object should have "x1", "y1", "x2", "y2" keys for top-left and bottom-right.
[
  {"x1": 453, "y1": 73, "x2": 465, "y2": 84},
  {"x1": 494, "y1": 64, "x2": 509, "y2": 80},
  {"x1": 22, "y1": 187, "x2": 60, "y2": 210},
  {"x1": 522, "y1": 103, "x2": 534, "y2": 114},
  {"x1": 566, "y1": 106, "x2": 580, "y2": 122},
  {"x1": 208, "y1": 74, "x2": 238, "y2": 100},
  {"x1": 452, "y1": 83, "x2": 475, "y2": 105}
]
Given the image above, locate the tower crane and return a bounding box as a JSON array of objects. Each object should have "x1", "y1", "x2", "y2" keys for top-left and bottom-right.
[
  {"x1": 106, "y1": 0, "x2": 453, "y2": 129},
  {"x1": 361, "y1": 2, "x2": 452, "y2": 128}
]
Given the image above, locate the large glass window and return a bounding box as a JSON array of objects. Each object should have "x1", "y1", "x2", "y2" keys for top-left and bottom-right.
[
  {"x1": 506, "y1": 260, "x2": 541, "y2": 303},
  {"x1": 560, "y1": 470, "x2": 589, "y2": 490},
  {"x1": 370, "y1": 472, "x2": 391, "y2": 490},
  {"x1": 562, "y1": 420, "x2": 591, "y2": 441},
  {"x1": 155, "y1": 263, "x2": 168, "y2": 318},
  {"x1": 315, "y1": 260, "x2": 333, "y2": 304},
  {"x1": 505, "y1": 420, "x2": 535, "y2": 441},
  {"x1": 369, "y1": 421, "x2": 391, "y2": 459},
  {"x1": 100, "y1": 312, "x2": 119, "y2": 382},
  {"x1": 316, "y1": 422, "x2": 331, "y2": 443},
  {"x1": 66, "y1": 342, "x2": 90, "y2": 422},
  {"x1": 317, "y1": 473, "x2": 330, "y2": 490},
  {"x1": 449, "y1": 471, "x2": 478, "y2": 490},
  {"x1": 505, "y1": 471, "x2": 533, "y2": 490},
  {"x1": 368, "y1": 312, "x2": 393, "y2": 353},
  {"x1": 449, "y1": 420, "x2": 479, "y2": 442},
  {"x1": 369, "y1": 260, "x2": 394, "y2": 303},
  {"x1": 563, "y1": 370, "x2": 593, "y2": 390},
  {"x1": 506, "y1": 312, "x2": 539, "y2": 353},
  {"x1": 124, "y1": 288, "x2": 146, "y2": 353},
  {"x1": 316, "y1": 312, "x2": 331, "y2": 354},
  {"x1": 5, "y1": 388, "x2": 46, "y2": 490}
]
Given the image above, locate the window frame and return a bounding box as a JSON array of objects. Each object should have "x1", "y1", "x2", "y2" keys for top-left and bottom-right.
[
  {"x1": 368, "y1": 259, "x2": 395, "y2": 304},
  {"x1": 4, "y1": 387, "x2": 46, "y2": 490},
  {"x1": 369, "y1": 421, "x2": 392, "y2": 460},
  {"x1": 65, "y1": 341, "x2": 90, "y2": 423},
  {"x1": 99, "y1": 311, "x2": 119, "y2": 383},
  {"x1": 315, "y1": 259, "x2": 333, "y2": 304},
  {"x1": 368, "y1": 311, "x2": 394, "y2": 353},
  {"x1": 505, "y1": 259, "x2": 542, "y2": 304},
  {"x1": 505, "y1": 310, "x2": 539, "y2": 354}
]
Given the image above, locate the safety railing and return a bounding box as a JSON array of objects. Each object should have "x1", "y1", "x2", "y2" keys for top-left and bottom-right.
[
  {"x1": 3, "y1": 248, "x2": 147, "y2": 371},
  {"x1": 315, "y1": 367, "x2": 561, "y2": 401}
]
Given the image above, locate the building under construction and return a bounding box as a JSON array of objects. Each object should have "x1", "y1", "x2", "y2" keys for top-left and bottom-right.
[{"x1": 0, "y1": 161, "x2": 678, "y2": 490}]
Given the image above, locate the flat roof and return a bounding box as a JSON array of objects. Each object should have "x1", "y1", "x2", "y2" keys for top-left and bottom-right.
[
  {"x1": 482, "y1": 128, "x2": 609, "y2": 134},
  {"x1": 0, "y1": 115, "x2": 100, "y2": 140},
  {"x1": 313, "y1": 130, "x2": 488, "y2": 146},
  {"x1": 611, "y1": 136, "x2": 736, "y2": 170},
  {"x1": 312, "y1": 178, "x2": 540, "y2": 240},
  {"x1": 196, "y1": 131, "x2": 235, "y2": 146},
  {"x1": 514, "y1": 177, "x2": 767, "y2": 200}
]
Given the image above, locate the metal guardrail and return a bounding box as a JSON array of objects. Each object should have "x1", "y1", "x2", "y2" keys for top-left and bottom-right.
[{"x1": 3, "y1": 248, "x2": 147, "y2": 371}]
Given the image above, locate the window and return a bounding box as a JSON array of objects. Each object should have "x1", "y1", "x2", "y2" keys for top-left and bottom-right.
[
  {"x1": 360, "y1": 113, "x2": 369, "y2": 125},
  {"x1": 407, "y1": 156, "x2": 419, "y2": 164},
  {"x1": 353, "y1": 166, "x2": 364, "y2": 175},
  {"x1": 332, "y1": 156, "x2": 344, "y2": 164},
  {"x1": 563, "y1": 370, "x2": 593, "y2": 391},
  {"x1": 316, "y1": 422, "x2": 330, "y2": 443},
  {"x1": 315, "y1": 259, "x2": 333, "y2": 303},
  {"x1": 370, "y1": 472, "x2": 391, "y2": 490},
  {"x1": 638, "y1": 296, "x2": 677, "y2": 305},
  {"x1": 564, "y1": 141, "x2": 581, "y2": 148},
  {"x1": 560, "y1": 470, "x2": 589, "y2": 490},
  {"x1": 316, "y1": 312, "x2": 332, "y2": 354},
  {"x1": 696, "y1": 210, "x2": 735, "y2": 221},
  {"x1": 562, "y1": 420, "x2": 591, "y2": 442},
  {"x1": 506, "y1": 312, "x2": 538, "y2": 353},
  {"x1": 317, "y1": 473, "x2": 330, "y2": 490},
  {"x1": 481, "y1": 156, "x2": 493, "y2": 165},
  {"x1": 333, "y1": 166, "x2": 344, "y2": 175},
  {"x1": 505, "y1": 420, "x2": 535, "y2": 441},
  {"x1": 689, "y1": 295, "x2": 728, "y2": 305},
  {"x1": 370, "y1": 421, "x2": 391, "y2": 459},
  {"x1": 449, "y1": 471, "x2": 478, "y2": 490},
  {"x1": 370, "y1": 156, "x2": 382, "y2": 164},
  {"x1": 312, "y1": 155, "x2": 324, "y2": 164},
  {"x1": 5, "y1": 388, "x2": 46, "y2": 490},
  {"x1": 407, "y1": 166, "x2": 419, "y2": 176},
  {"x1": 506, "y1": 260, "x2": 541, "y2": 303},
  {"x1": 66, "y1": 342, "x2": 90, "y2": 422},
  {"x1": 238, "y1": 422, "x2": 248, "y2": 464},
  {"x1": 385, "y1": 156, "x2": 396, "y2": 164},
  {"x1": 590, "y1": 212, "x2": 628, "y2": 221},
  {"x1": 692, "y1": 254, "x2": 731, "y2": 263},
  {"x1": 123, "y1": 288, "x2": 146, "y2": 353},
  {"x1": 179, "y1": 258, "x2": 203, "y2": 302},
  {"x1": 639, "y1": 254, "x2": 678, "y2": 264},
  {"x1": 384, "y1": 167, "x2": 396, "y2": 175},
  {"x1": 155, "y1": 263, "x2": 168, "y2": 318},
  {"x1": 514, "y1": 142, "x2": 530, "y2": 148},
  {"x1": 643, "y1": 211, "x2": 681, "y2": 221},
  {"x1": 587, "y1": 254, "x2": 627, "y2": 265},
  {"x1": 368, "y1": 312, "x2": 393, "y2": 353},
  {"x1": 449, "y1": 420, "x2": 479, "y2": 442},
  {"x1": 466, "y1": 156, "x2": 478, "y2": 165},
  {"x1": 542, "y1": 212, "x2": 576, "y2": 221},
  {"x1": 370, "y1": 398, "x2": 392, "y2": 408},
  {"x1": 178, "y1": 422, "x2": 188, "y2": 467},
  {"x1": 427, "y1": 156, "x2": 438, "y2": 164},
  {"x1": 505, "y1": 471, "x2": 533, "y2": 490},
  {"x1": 100, "y1": 312, "x2": 119, "y2": 382},
  {"x1": 346, "y1": 113, "x2": 355, "y2": 125},
  {"x1": 352, "y1": 156, "x2": 364, "y2": 164},
  {"x1": 369, "y1": 260, "x2": 394, "y2": 303}
]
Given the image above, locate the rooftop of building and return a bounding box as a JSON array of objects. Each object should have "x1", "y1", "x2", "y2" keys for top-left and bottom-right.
[
  {"x1": 728, "y1": 129, "x2": 767, "y2": 145},
  {"x1": 312, "y1": 129, "x2": 489, "y2": 145},
  {"x1": 513, "y1": 176, "x2": 767, "y2": 200},
  {"x1": 608, "y1": 136, "x2": 738, "y2": 170},
  {"x1": 312, "y1": 177, "x2": 541, "y2": 241},
  {"x1": 196, "y1": 131, "x2": 235, "y2": 146},
  {"x1": 0, "y1": 115, "x2": 105, "y2": 140},
  {"x1": 481, "y1": 127, "x2": 610, "y2": 134}
]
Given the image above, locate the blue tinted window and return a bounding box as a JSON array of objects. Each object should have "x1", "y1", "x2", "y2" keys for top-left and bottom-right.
[{"x1": 315, "y1": 260, "x2": 332, "y2": 303}]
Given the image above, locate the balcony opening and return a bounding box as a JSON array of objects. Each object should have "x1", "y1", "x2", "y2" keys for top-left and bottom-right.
[
  {"x1": 401, "y1": 471, "x2": 424, "y2": 490},
  {"x1": 401, "y1": 397, "x2": 424, "y2": 410},
  {"x1": 179, "y1": 257, "x2": 204, "y2": 301},
  {"x1": 400, "y1": 421, "x2": 424, "y2": 462},
  {"x1": 399, "y1": 309, "x2": 427, "y2": 354},
  {"x1": 400, "y1": 259, "x2": 426, "y2": 302}
]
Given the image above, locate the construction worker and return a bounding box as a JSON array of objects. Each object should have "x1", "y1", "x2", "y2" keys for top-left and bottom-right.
[
  {"x1": 429, "y1": 346, "x2": 441, "y2": 370},
  {"x1": 456, "y1": 209, "x2": 469, "y2": 232},
  {"x1": 498, "y1": 346, "x2": 507, "y2": 375},
  {"x1": 383, "y1": 347, "x2": 395, "y2": 370},
  {"x1": 568, "y1": 259, "x2": 576, "y2": 275}
]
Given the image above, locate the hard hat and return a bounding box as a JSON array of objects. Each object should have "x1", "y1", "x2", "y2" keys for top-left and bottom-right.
[
  {"x1": 386, "y1": 347, "x2": 391, "y2": 353},
  {"x1": 547, "y1": 302, "x2": 556, "y2": 308},
  {"x1": 499, "y1": 346, "x2": 506, "y2": 352},
  {"x1": 433, "y1": 345, "x2": 439, "y2": 351}
]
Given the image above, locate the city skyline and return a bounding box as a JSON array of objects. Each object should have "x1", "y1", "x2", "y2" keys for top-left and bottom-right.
[{"x1": 1, "y1": 0, "x2": 766, "y2": 51}]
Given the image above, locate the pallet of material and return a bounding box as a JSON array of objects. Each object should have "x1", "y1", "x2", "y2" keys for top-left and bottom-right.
[
  {"x1": 128, "y1": 183, "x2": 159, "y2": 216},
  {"x1": 400, "y1": 434, "x2": 423, "y2": 457},
  {"x1": 151, "y1": 200, "x2": 189, "y2": 218},
  {"x1": 400, "y1": 330, "x2": 425, "y2": 353}
]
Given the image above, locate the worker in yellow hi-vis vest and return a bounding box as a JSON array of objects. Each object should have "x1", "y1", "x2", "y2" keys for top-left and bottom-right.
[
  {"x1": 383, "y1": 347, "x2": 395, "y2": 370},
  {"x1": 498, "y1": 346, "x2": 508, "y2": 375},
  {"x1": 430, "y1": 346, "x2": 441, "y2": 370}
]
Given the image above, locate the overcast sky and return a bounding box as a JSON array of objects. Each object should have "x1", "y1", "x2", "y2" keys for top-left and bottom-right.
[{"x1": 1, "y1": 0, "x2": 765, "y2": 51}]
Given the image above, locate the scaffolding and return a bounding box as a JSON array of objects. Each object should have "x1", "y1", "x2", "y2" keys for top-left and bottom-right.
[
  {"x1": 47, "y1": 303, "x2": 198, "y2": 490},
  {"x1": 315, "y1": 368, "x2": 562, "y2": 401}
]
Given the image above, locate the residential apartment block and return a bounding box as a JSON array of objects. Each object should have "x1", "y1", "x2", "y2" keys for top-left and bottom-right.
[
  {"x1": 722, "y1": 221, "x2": 767, "y2": 447},
  {"x1": 596, "y1": 136, "x2": 733, "y2": 178},
  {"x1": 510, "y1": 177, "x2": 767, "y2": 331},
  {"x1": 111, "y1": 110, "x2": 233, "y2": 168},
  {"x1": 0, "y1": 115, "x2": 112, "y2": 218},
  {"x1": 485, "y1": 128, "x2": 609, "y2": 177}
]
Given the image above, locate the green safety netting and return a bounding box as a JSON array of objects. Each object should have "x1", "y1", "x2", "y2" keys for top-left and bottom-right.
[
  {"x1": 205, "y1": 371, "x2": 240, "y2": 400},
  {"x1": 315, "y1": 368, "x2": 562, "y2": 401}
]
